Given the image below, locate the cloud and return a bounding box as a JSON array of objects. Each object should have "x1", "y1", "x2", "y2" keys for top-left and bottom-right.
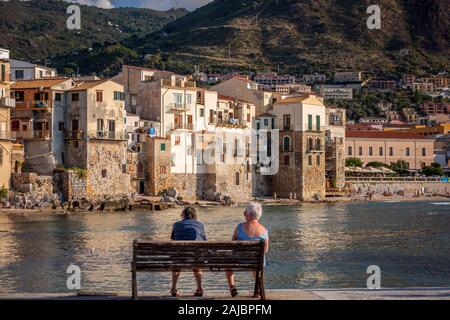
[{"x1": 66, "y1": 0, "x2": 115, "y2": 9}]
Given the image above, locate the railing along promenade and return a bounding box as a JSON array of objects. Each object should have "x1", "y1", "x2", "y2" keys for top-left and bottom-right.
[{"x1": 346, "y1": 176, "x2": 446, "y2": 183}]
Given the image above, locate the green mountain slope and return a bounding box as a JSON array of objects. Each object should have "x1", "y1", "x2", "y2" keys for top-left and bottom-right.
[{"x1": 0, "y1": 0, "x2": 187, "y2": 62}]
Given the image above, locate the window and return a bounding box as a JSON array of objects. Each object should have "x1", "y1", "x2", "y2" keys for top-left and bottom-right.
[
  {"x1": 55, "y1": 93, "x2": 62, "y2": 102},
  {"x1": 114, "y1": 91, "x2": 124, "y2": 101},
  {"x1": 348, "y1": 146, "x2": 353, "y2": 156},
  {"x1": 72, "y1": 119, "x2": 79, "y2": 131},
  {"x1": 0, "y1": 64, "x2": 5, "y2": 82},
  {"x1": 14, "y1": 91, "x2": 24, "y2": 101},
  {"x1": 422, "y1": 148, "x2": 426, "y2": 157},
  {"x1": 173, "y1": 93, "x2": 182, "y2": 106},
  {"x1": 235, "y1": 172, "x2": 240, "y2": 186},
  {"x1": 308, "y1": 138, "x2": 313, "y2": 151},
  {"x1": 379, "y1": 147, "x2": 383, "y2": 156},
  {"x1": 209, "y1": 110, "x2": 215, "y2": 124},
  {"x1": 160, "y1": 143, "x2": 166, "y2": 151},
  {"x1": 74, "y1": 141, "x2": 79, "y2": 148},
  {"x1": 131, "y1": 94, "x2": 138, "y2": 106},
  {"x1": 96, "y1": 91, "x2": 103, "y2": 102},
  {"x1": 108, "y1": 120, "x2": 115, "y2": 132},
  {"x1": 369, "y1": 147, "x2": 373, "y2": 156},
  {"x1": 316, "y1": 115, "x2": 321, "y2": 131},
  {"x1": 186, "y1": 94, "x2": 192, "y2": 105},
  {"x1": 247, "y1": 113, "x2": 251, "y2": 122},
  {"x1": 97, "y1": 119, "x2": 104, "y2": 132},
  {"x1": 263, "y1": 119, "x2": 268, "y2": 126},
  {"x1": 200, "y1": 108, "x2": 204, "y2": 117},
  {"x1": 58, "y1": 122, "x2": 65, "y2": 131},
  {"x1": 308, "y1": 114, "x2": 313, "y2": 131},
  {"x1": 0, "y1": 148, "x2": 2, "y2": 166},
  {"x1": 358, "y1": 146, "x2": 363, "y2": 156},
  {"x1": 101, "y1": 169, "x2": 107, "y2": 178},
  {"x1": 406, "y1": 147, "x2": 410, "y2": 157},
  {"x1": 11, "y1": 121, "x2": 20, "y2": 131},
  {"x1": 284, "y1": 155, "x2": 290, "y2": 166},
  {"x1": 316, "y1": 155, "x2": 321, "y2": 165},
  {"x1": 389, "y1": 147, "x2": 393, "y2": 156},
  {"x1": 283, "y1": 115, "x2": 291, "y2": 130},
  {"x1": 15, "y1": 70, "x2": 24, "y2": 80},
  {"x1": 160, "y1": 166, "x2": 167, "y2": 174},
  {"x1": 283, "y1": 136, "x2": 290, "y2": 151},
  {"x1": 316, "y1": 138, "x2": 321, "y2": 150},
  {"x1": 175, "y1": 136, "x2": 180, "y2": 145},
  {"x1": 34, "y1": 92, "x2": 48, "y2": 101},
  {"x1": 71, "y1": 93, "x2": 79, "y2": 102},
  {"x1": 308, "y1": 155, "x2": 312, "y2": 166}
]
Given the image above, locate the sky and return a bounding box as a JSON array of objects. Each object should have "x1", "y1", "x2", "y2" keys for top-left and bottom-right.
[{"x1": 66, "y1": 0, "x2": 213, "y2": 10}]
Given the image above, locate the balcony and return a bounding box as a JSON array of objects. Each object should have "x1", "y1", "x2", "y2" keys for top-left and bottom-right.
[
  {"x1": 304, "y1": 125, "x2": 326, "y2": 132},
  {"x1": 15, "y1": 100, "x2": 52, "y2": 111},
  {"x1": 65, "y1": 130, "x2": 84, "y2": 140},
  {"x1": 0, "y1": 97, "x2": 15, "y2": 108},
  {"x1": 167, "y1": 122, "x2": 193, "y2": 132},
  {"x1": 15, "y1": 130, "x2": 51, "y2": 140},
  {"x1": 166, "y1": 102, "x2": 191, "y2": 113},
  {"x1": 87, "y1": 131, "x2": 128, "y2": 141},
  {"x1": 0, "y1": 131, "x2": 16, "y2": 140}
]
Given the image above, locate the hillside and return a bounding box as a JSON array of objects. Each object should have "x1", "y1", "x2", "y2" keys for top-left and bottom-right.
[
  {"x1": 136, "y1": 0, "x2": 450, "y2": 75},
  {"x1": 0, "y1": 0, "x2": 187, "y2": 62}
]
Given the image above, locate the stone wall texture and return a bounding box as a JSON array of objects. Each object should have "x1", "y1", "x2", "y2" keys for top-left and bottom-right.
[
  {"x1": 11, "y1": 173, "x2": 53, "y2": 195},
  {"x1": 87, "y1": 140, "x2": 131, "y2": 199},
  {"x1": 349, "y1": 181, "x2": 450, "y2": 196}
]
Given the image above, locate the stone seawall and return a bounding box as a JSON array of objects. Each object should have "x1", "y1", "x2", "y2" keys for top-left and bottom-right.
[{"x1": 348, "y1": 181, "x2": 450, "y2": 196}]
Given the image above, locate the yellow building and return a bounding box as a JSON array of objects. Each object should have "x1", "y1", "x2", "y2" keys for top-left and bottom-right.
[
  {"x1": 0, "y1": 58, "x2": 15, "y2": 189},
  {"x1": 406, "y1": 123, "x2": 450, "y2": 137}
]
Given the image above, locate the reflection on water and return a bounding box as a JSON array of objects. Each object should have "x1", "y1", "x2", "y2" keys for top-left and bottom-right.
[{"x1": 0, "y1": 201, "x2": 449, "y2": 293}]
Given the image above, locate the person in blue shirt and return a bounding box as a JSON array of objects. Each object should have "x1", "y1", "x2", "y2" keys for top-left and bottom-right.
[
  {"x1": 225, "y1": 202, "x2": 269, "y2": 298},
  {"x1": 170, "y1": 206, "x2": 207, "y2": 297}
]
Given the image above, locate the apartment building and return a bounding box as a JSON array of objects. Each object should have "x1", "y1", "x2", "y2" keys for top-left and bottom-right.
[
  {"x1": 265, "y1": 95, "x2": 327, "y2": 201},
  {"x1": 9, "y1": 58, "x2": 57, "y2": 81},
  {"x1": 345, "y1": 131, "x2": 435, "y2": 170},
  {"x1": 64, "y1": 79, "x2": 130, "y2": 198},
  {"x1": 423, "y1": 76, "x2": 450, "y2": 91},
  {"x1": 302, "y1": 73, "x2": 326, "y2": 83},
  {"x1": 321, "y1": 86, "x2": 354, "y2": 100},
  {"x1": 211, "y1": 77, "x2": 278, "y2": 116},
  {"x1": 368, "y1": 79, "x2": 397, "y2": 91},
  {"x1": 412, "y1": 82, "x2": 434, "y2": 94},
  {"x1": 116, "y1": 66, "x2": 254, "y2": 201},
  {"x1": 0, "y1": 59, "x2": 15, "y2": 189},
  {"x1": 422, "y1": 103, "x2": 449, "y2": 116},
  {"x1": 275, "y1": 83, "x2": 312, "y2": 95},
  {"x1": 10, "y1": 78, "x2": 75, "y2": 174},
  {"x1": 334, "y1": 72, "x2": 362, "y2": 83},
  {"x1": 254, "y1": 73, "x2": 296, "y2": 89}
]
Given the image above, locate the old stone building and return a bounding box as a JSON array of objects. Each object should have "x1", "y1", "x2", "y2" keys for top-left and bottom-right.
[
  {"x1": 262, "y1": 95, "x2": 327, "y2": 201},
  {"x1": 325, "y1": 106, "x2": 346, "y2": 189},
  {"x1": 64, "y1": 79, "x2": 130, "y2": 199},
  {"x1": 10, "y1": 78, "x2": 75, "y2": 174}
]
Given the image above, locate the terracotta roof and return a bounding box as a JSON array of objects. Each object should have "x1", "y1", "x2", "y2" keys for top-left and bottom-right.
[
  {"x1": 123, "y1": 65, "x2": 174, "y2": 75},
  {"x1": 346, "y1": 130, "x2": 432, "y2": 140},
  {"x1": 68, "y1": 79, "x2": 110, "y2": 91},
  {"x1": 217, "y1": 94, "x2": 253, "y2": 104},
  {"x1": 10, "y1": 78, "x2": 70, "y2": 90},
  {"x1": 257, "y1": 113, "x2": 276, "y2": 118},
  {"x1": 231, "y1": 76, "x2": 254, "y2": 83}
]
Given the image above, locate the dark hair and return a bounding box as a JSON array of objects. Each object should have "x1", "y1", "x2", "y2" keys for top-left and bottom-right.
[{"x1": 182, "y1": 206, "x2": 197, "y2": 220}]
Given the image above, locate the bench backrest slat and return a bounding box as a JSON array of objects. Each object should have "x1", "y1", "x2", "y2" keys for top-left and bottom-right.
[{"x1": 133, "y1": 240, "x2": 264, "y2": 272}]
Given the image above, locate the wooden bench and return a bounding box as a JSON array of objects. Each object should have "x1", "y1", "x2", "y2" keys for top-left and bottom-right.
[{"x1": 131, "y1": 240, "x2": 266, "y2": 300}]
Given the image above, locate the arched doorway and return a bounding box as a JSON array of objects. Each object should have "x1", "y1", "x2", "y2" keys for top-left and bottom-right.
[{"x1": 139, "y1": 181, "x2": 145, "y2": 195}]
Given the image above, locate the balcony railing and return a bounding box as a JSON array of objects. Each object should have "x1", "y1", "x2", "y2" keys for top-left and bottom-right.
[
  {"x1": 0, "y1": 131, "x2": 16, "y2": 140},
  {"x1": 167, "y1": 122, "x2": 193, "y2": 131},
  {"x1": 15, "y1": 100, "x2": 51, "y2": 110},
  {"x1": 0, "y1": 97, "x2": 15, "y2": 108},
  {"x1": 65, "y1": 130, "x2": 84, "y2": 140},
  {"x1": 87, "y1": 131, "x2": 128, "y2": 141},
  {"x1": 14, "y1": 130, "x2": 51, "y2": 140},
  {"x1": 305, "y1": 125, "x2": 326, "y2": 132},
  {"x1": 166, "y1": 102, "x2": 191, "y2": 112}
]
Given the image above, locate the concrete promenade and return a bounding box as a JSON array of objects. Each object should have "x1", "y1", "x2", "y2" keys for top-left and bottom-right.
[{"x1": 1, "y1": 288, "x2": 449, "y2": 300}]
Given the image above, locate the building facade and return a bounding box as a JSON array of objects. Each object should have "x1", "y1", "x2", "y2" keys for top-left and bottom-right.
[{"x1": 345, "y1": 131, "x2": 435, "y2": 170}]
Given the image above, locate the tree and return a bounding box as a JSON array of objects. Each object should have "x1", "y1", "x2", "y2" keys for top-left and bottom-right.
[
  {"x1": 422, "y1": 163, "x2": 444, "y2": 177},
  {"x1": 346, "y1": 157, "x2": 363, "y2": 168},
  {"x1": 366, "y1": 161, "x2": 389, "y2": 168},
  {"x1": 390, "y1": 160, "x2": 409, "y2": 175}
]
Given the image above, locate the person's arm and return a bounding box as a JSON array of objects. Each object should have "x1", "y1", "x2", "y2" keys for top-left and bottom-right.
[
  {"x1": 170, "y1": 224, "x2": 175, "y2": 240},
  {"x1": 232, "y1": 226, "x2": 238, "y2": 241},
  {"x1": 264, "y1": 234, "x2": 270, "y2": 253}
]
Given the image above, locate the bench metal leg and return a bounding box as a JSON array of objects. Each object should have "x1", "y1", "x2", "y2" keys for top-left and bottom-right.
[
  {"x1": 259, "y1": 274, "x2": 266, "y2": 301},
  {"x1": 253, "y1": 271, "x2": 260, "y2": 298},
  {"x1": 132, "y1": 270, "x2": 138, "y2": 300}
]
